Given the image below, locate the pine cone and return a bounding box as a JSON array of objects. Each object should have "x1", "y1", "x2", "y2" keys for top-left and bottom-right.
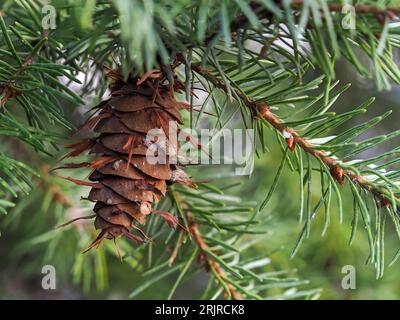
[{"x1": 59, "y1": 71, "x2": 192, "y2": 254}]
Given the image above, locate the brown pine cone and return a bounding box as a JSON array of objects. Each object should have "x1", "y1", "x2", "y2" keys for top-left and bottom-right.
[{"x1": 58, "y1": 71, "x2": 193, "y2": 255}]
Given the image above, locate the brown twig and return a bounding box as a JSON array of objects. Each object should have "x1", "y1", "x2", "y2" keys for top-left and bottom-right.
[
  {"x1": 0, "y1": 59, "x2": 33, "y2": 107},
  {"x1": 0, "y1": 85, "x2": 19, "y2": 106},
  {"x1": 195, "y1": 0, "x2": 400, "y2": 60},
  {"x1": 0, "y1": 43, "x2": 38, "y2": 107},
  {"x1": 191, "y1": 64, "x2": 395, "y2": 208},
  {"x1": 191, "y1": 0, "x2": 400, "y2": 198},
  {"x1": 168, "y1": 230, "x2": 185, "y2": 266},
  {"x1": 291, "y1": 0, "x2": 400, "y2": 15},
  {"x1": 187, "y1": 214, "x2": 243, "y2": 300},
  {"x1": 205, "y1": 0, "x2": 400, "y2": 44},
  {"x1": 169, "y1": 191, "x2": 242, "y2": 299}
]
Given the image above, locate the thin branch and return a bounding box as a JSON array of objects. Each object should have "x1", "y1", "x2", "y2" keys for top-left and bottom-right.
[
  {"x1": 191, "y1": 63, "x2": 396, "y2": 209},
  {"x1": 0, "y1": 55, "x2": 34, "y2": 106},
  {"x1": 169, "y1": 189, "x2": 243, "y2": 299},
  {"x1": 187, "y1": 214, "x2": 243, "y2": 300},
  {"x1": 217, "y1": 1, "x2": 400, "y2": 39},
  {"x1": 291, "y1": 0, "x2": 400, "y2": 15},
  {"x1": 198, "y1": 1, "x2": 400, "y2": 57}
]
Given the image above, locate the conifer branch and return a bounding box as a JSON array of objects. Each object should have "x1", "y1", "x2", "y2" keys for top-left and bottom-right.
[
  {"x1": 2, "y1": 0, "x2": 400, "y2": 297},
  {"x1": 169, "y1": 188, "x2": 243, "y2": 299},
  {"x1": 188, "y1": 214, "x2": 243, "y2": 300},
  {"x1": 191, "y1": 63, "x2": 396, "y2": 210},
  {"x1": 216, "y1": 1, "x2": 400, "y2": 44},
  {"x1": 290, "y1": 0, "x2": 400, "y2": 16},
  {"x1": 0, "y1": 55, "x2": 34, "y2": 107}
]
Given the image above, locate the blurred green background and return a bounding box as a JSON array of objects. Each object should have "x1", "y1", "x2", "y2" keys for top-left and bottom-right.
[{"x1": 1, "y1": 55, "x2": 400, "y2": 300}]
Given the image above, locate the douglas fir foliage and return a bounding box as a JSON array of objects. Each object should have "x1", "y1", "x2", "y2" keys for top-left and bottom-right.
[{"x1": 1, "y1": 0, "x2": 400, "y2": 299}]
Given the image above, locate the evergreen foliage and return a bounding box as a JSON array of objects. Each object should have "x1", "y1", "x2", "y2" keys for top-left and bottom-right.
[{"x1": 1, "y1": 0, "x2": 400, "y2": 299}]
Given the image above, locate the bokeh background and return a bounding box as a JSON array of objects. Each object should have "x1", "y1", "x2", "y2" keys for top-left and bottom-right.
[{"x1": 1, "y1": 51, "x2": 400, "y2": 300}]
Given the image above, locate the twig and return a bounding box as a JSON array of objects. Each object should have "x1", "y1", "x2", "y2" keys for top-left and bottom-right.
[
  {"x1": 0, "y1": 85, "x2": 18, "y2": 106},
  {"x1": 169, "y1": 188, "x2": 242, "y2": 299},
  {"x1": 0, "y1": 56, "x2": 34, "y2": 107},
  {"x1": 192, "y1": 64, "x2": 395, "y2": 209},
  {"x1": 187, "y1": 214, "x2": 243, "y2": 300},
  {"x1": 0, "y1": 39, "x2": 42, "y2": 107},
  {"x1": 291, "y1": 0, "x2": 400, "y2": 15},
  {"x1": 207, "y1": 0, "x2": 400, "y2": 43},
  {"x1": 168, "y1": 230, "x2": 185, "y2": 266}
]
